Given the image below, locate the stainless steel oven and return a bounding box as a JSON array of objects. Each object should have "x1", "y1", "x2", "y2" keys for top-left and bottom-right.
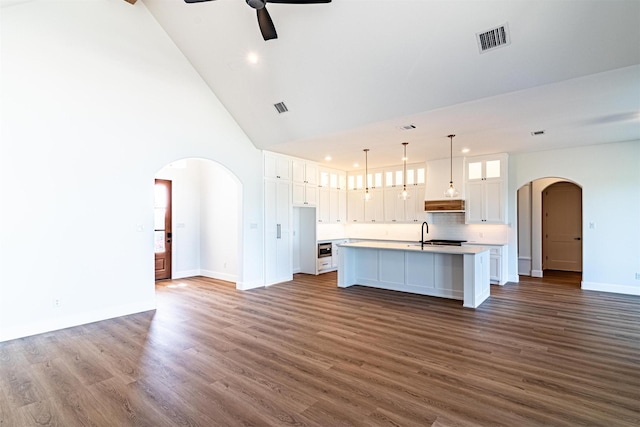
[{"x1": 318, "y1": 242, "x2": 332, "y2": 258}]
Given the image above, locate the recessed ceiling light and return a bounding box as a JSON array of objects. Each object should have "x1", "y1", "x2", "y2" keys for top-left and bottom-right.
[
  {"x1": 398, "y1": 124, "x2": 416, "y2": 131},
  {"x1": 324, "y1": 155, "x2": 332, "y2": 161},
  {"x1": 247, "y1": 52, "x2": 259, "y2": 64},
  {"x1": 461, "y1": 148, "x2": 470, "y2": 154},
  {"x1": 353, "y1": 162, "x2": 359, "y2": 168}
]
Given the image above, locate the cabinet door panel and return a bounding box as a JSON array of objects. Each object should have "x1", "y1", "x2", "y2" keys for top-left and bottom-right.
[
  {"x1": 318, "y1": 188, "x2": 330, "y2": 223},
  {"x1": 347, "y1": 191, "x2": 364, "y2": 223},
  {"x1": 484, "y1": 180, "x2": 504, "y2": 223},
  {"x1": 466, "y1": 181, "x2": 484, "y2": 223},
  {"x1": 490, "y1": 256, "x2": 500, "y2": 282},
  {"x1": 305, "y1": 185, "x2": 318, "y2": 206},
  {"x1": 292, "y1": 182, "x2": 305, "y2": 205},
  {"x1": 337, "y1": 190, "x2": 347, "y2": 223}
]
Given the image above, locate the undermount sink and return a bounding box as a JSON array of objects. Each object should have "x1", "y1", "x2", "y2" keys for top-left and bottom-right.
[{"x1": 420, "y1": 239, "x2": 467, "y2": 246}]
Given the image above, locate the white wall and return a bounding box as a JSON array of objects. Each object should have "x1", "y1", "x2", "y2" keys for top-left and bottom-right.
[
  {"x1": 199, "y1": 160, "x2": 239, "y2": 282},
  {"x1": 0, "y1": 0, "x2": 263, "y2": 342},
  {"x1": 508, "y1": 141, "x2": 640, "y2": 295}
]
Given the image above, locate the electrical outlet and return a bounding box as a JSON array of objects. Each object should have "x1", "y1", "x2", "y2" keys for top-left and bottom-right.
[
  {"x1": 224, "y1": 262, "x2": 227, "y2": 269},
  {"x1": 53, "y1": 298, "x2": 61, "y2": 308},
  {"x1": 635, "y1": 273, "x2": 640, "y2": 280}
]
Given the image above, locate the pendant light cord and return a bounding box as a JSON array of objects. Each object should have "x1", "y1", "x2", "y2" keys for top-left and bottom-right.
[
  {"x1": 402, "y1": 142, "x2": 408, "y2": 192},
  {"x1": 450, "y1": 135, "x2": 453, "y2": 184}
]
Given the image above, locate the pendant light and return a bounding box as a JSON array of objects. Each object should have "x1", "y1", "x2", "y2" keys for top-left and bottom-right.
[
  {"x1": 399, "y1": 142, "x2": 410, "y2": 200},
  {"x1": 363, "y1": 148, "x2": 372, "y2": 201},
  {"x1": 444, "y1": 134, "x2": 459, "y2": 198}
]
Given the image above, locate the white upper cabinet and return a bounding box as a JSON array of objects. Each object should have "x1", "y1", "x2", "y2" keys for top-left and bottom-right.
[
  {"x1": 425, "y1": 157, "x2": 465, "y2": 200},
  {"x1": 318, "y1": 167, "x2": 347, "y2": 223},
  {"x1": 466, "y1": 156, "x2": 504, "y2": 181},
  {"x1": 347, "y1": 189, "x2": 365, "y2": 223},
  {"x1": 293, "y1": 182, "x2": 318, "y2": 206},
  {"x1": 464, "y1": 153, "x2": 508, "y2": 224},
  {"x1": 292, "y1": 159, "x2": 318, "y2": 185},
  {"x1": 292, "y1": 159, "x2": 319, "y2": 206},
  {"x1": 264, "y1": 152, "x2": 291, "y2": 180}
]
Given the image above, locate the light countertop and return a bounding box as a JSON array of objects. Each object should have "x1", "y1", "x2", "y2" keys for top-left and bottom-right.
[{"x1": 339, "y1": 241, "x2": 490, "y2": 255}]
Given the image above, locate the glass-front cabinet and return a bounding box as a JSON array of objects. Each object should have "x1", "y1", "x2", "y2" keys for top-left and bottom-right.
[{"x1": 465, "y1": 154, "x2": 508, "y2": 224}]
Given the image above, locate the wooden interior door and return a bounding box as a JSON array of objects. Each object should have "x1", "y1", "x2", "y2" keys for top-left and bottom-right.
[
  {"x1": 154, "y1": 179, "x2": 172, "y2": 280},
  {"x1": 542, "y1": 182, "x2": 582, "y2": 272}
]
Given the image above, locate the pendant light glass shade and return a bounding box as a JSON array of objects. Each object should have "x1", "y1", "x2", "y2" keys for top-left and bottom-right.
[
  {"x1": 363, "y1": 148, "x2": 372, "y2": 201},
  {"x1": 444, "y1": 134, "x2": 459, "y2": 198},
  {"x1": 399, "y1": 142, "x2": 410, "y2": 200}
]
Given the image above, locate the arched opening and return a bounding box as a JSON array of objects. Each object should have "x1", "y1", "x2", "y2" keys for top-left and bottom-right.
[
  {"x1": 517, "y1": 177, "x2": 583, "y2": 281},
  {"x1": 153, "y1": 158, "x2": 242, "y2": 286}
]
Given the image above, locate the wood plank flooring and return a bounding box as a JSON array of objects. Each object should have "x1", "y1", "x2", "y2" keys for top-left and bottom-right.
[{"x1": 1, "y1": 271, "x2": 639, "y2": 426}]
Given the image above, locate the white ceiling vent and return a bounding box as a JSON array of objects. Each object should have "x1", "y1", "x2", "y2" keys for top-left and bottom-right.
[
  {"x1": 274, "y1": 102, "x2": 288, "y2": 114},
  {"x1": 477, "y1": 23, "x2": 510, "y2": 53},
  {"x1": 399, "y1": 124, "x2": 416, "y2": 131}
]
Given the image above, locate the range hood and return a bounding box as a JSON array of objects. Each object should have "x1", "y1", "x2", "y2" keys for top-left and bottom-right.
[{"x1": 424, "y1": 199, "x2": 465, "y2": 212}]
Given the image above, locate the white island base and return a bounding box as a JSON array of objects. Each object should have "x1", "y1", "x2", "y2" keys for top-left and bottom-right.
[{"x1": 338, "y1": 242, "x2": 491, "y2": 308}]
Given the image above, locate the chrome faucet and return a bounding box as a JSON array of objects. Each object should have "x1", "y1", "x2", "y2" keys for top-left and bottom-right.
[{"x1": 421, "y1": 221, "x2": 429, "y2": 247}]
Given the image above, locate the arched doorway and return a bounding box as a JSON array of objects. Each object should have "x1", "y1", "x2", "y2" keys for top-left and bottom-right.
[
  {"x1": 154, "y1": 158, "x2": 241, "y2": 284},
  {"x1": 517, "y1": 178, "x2": 583, "y2": 278},
  {"x1": 542, "y1": 182, "x2": 582, "y2": 272}
]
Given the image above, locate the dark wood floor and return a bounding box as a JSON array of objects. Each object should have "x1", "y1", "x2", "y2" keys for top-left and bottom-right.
[{"x1": 1, "y1": 272, "x2": 639, "y2": 426}]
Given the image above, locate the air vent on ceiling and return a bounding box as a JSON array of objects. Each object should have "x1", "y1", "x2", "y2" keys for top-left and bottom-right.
[
  {"x1": 477, "y1": 23, "x2": 510, "y2": 53},
  {"x1": 531, "y1": 130, "x2": 545, "y2": 136},
  {"x1": 274, "y1": 102, "x2": 288, "y2": 114},
  {"x1": 399, "y1": 124, "x2": 416, "y2": 131}
]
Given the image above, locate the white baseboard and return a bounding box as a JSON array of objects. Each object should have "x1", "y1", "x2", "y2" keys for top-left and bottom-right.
[
  {"x1": 531, "y1": 269, "x2": 543, "y2": 278},
  {"x1": 581, "y1": 281, "x2": 640, "y2": 296},
  {"x1": 200, "y1": 269, "x2": 238, "y2": 284},
  {"x1": 236, "y1": 280, "x2": 264, "y2": 291},
  {"x1": 508, "y1": 274, "x2": 520, "y2": 283},
  {"x1": 0, "y1": 299, "x2": 157, "y2": 343},
  {"x1": 172, "y1": 269, "x2": 200, "y2": 279}
]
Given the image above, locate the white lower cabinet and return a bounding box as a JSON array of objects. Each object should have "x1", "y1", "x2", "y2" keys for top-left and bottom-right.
[
  {"x1": 463, "y1": 243, "x2": 507, "y2": 285},
  {"x1": 331, "y1": 239, "x2": 349, "y2": 269},
  {"x1": 317, "y1": 257, "x2": 332, "y2": 272}
]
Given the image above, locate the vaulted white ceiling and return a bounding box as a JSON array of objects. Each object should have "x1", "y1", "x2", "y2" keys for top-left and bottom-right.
[{"x1": 142, "y1": 0, "x2": 640, "y2": 170}]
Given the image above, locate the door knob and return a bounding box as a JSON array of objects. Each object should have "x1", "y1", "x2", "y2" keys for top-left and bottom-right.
[{"x1": 574, "y1": 237, "x2": 581, "y2": 240}]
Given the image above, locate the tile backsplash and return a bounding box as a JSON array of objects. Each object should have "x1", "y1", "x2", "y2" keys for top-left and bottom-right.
[{"x1": 318, "y1": 212, "x2": 508, "y2": 244}]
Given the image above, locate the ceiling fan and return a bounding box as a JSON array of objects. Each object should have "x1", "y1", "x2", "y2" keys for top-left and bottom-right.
[{"x1": 184, "y1": 0, "x2": 332, "y2": 41}]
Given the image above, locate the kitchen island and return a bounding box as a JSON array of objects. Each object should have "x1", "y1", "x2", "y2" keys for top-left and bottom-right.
[{"x1": 337, "y1": 241, "x2": 491, "y2": 308}]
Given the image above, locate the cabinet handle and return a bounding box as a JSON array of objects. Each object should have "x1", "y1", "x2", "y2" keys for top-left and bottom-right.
[{"x1": 277, "y1": 224, "x2": 281, "y2": 239}]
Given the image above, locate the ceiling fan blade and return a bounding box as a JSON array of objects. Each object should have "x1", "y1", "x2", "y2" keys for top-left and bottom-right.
[
  {"x1": 266, "y1": 0, "x2": 331, "y2": 3},
  {"x1": 257, "y1": 7, "x2": 278, "y2": 41}
]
